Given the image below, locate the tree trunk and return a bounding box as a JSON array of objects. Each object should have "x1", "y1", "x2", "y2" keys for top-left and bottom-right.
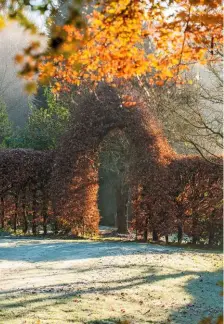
[
  {"x1": 192, "y1": 214, "x2": 198, "y2": 244},
  {"x1": 165, "y1": 235, "x2": 169, "y2": 244},
  {"x1": 22, "y1": 201, "x2": 28, "y2": 234},
  {"x1": 143, "y1": 216, "x2": 149, "y2": 242},
  {"x1": 177, "y1": 224, "x2": 183, "y2": 244},
  {"x1": 21, "y1": 192, "x2": 28, "y2": 234},
  {"x1": 144, "y1": 229, "x2": 148, "y2": 242},
  {"x1": 42, "y1": 194, "x2": 48, "y2": 236},
  {"x1": 0, "y1": 197, "x2": 5, "y2": 229},
  {"x1": 152, "y1": 229, "x2": 158, "y2": 241},
  {"x1": 192, "y1": 235, "x2": 198, "y2": 244},
  {"x1": 32, "y1": 190, "x2": 37, "y2": 235},
  {"x1": 14, "y1": 195, "x2": 19, "y2": 233},
  {"x1": 208, "y1": 223, "x2": 214, "y2": 246},
  {"x1": 208, "y1": 231, "x2": 214, "y2": 246},
  {"x1": 54, "y1": 218, "x2": 58, "y2": 234},
  {"x1": 52, "y1": 201, "x2": 58, "y2": 235}
]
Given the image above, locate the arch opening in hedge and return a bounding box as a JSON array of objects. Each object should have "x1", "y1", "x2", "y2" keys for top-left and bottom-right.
[{"x1": 50, "y1": 83, "x2": 175, "y2": 235}]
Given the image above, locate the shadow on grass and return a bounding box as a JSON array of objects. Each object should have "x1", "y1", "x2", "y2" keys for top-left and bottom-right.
[
  {"x1": 0, "y1": 265, "x2": 222, "y2": 323},
  {"x1": 0, "y1": 239, "x2": 222, "y2": 323},
  {"x1": 168, "y1": 269, "x2": 223, "y2": 324}
]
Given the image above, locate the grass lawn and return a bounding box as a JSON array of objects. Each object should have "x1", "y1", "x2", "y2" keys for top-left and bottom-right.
[{"x1": 0, "y1": 238, "x2": 222, "y2": 323}]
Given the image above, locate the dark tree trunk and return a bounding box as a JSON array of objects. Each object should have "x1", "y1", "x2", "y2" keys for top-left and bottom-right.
[
  {"x1": 43, "y1": 217, "x2": 47, "y2": 235},
  {"x1": 177, "y1": 224, "x2": 183, "y2": 244},
  {"x1": 52, "y1": 201, "x2": 58, "y2": 235},
  {"x1": 42, "y1": 194, "x2": 48, "y2": 236},
  {"x1": 22, "y1": 202, "x2": 28, "y2": 234},
  {"x1": 208, "y1": 231, "x2": 214, "y2": 246},
  {"x1": 192, "y1": 214, "x2": 198, "y2": 244},
  {"x1": 152, "y1": 229, "x2": 158, "y2": 241},
  {"x1": 143, "y1": 216, "x2": 149, "y2": 242},
  {"x1": 54, "y1": 218, "x2": 58, "y2": 235},
  {"x1": 32, "y1": 190, "x2": 37, "y2": 235},
  {"x1": 192, "y1": 235, "x2": 198, "y2": 244},
  {"x1": 165, "y1": 235, "x2": 169, "y2": 244},
  {"x1": 208, "y1": 222, "x2": 214, "y2": 246},
  {"x1": 22, "y1": 192, "x2": 28, "y2": 234},
  {"x1": 0, "y1": 197, "x2": 5, "y2": 229},
  {"x1": 14, "y1": 195, "x2": 19, "y2": 233},
  {"x1": 82, "y1": 218, "x2": 85, "y2": 237},
  {"x1": 144, "y1": 229, "x2": 148, "y2": 242}
]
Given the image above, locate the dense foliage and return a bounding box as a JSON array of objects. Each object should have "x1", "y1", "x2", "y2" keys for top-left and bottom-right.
[
  {"x1": 0, "y1": 1, "x2": 222, "y2": 92},
  {"x1": 0, "y1": 149, "x2": 54, "y2": 234},
  {"x1": 0, "y1": 84, "x2": 222, "y2": 245}
]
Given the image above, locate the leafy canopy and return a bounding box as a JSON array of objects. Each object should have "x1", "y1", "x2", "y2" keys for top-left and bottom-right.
[{"x1": 0, "y1": 0, "x2": 222, "y2": 91}]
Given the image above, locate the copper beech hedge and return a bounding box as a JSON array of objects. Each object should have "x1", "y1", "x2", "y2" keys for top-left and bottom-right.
[
  {"x1": 0, "y1": 149, "x2": 54, "y2": 235},
  {"x1": 0, "y1": 84, "x2": 222, "y2": 245}
]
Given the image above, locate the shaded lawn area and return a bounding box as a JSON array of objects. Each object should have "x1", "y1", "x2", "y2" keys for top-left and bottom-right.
[{"x1": 0, "y1": 239, "x2": 222, "y2": 323}]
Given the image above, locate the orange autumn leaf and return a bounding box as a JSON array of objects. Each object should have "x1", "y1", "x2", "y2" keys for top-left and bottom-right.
[{"x1": 15, "y1": 54, "x2": 24, "y2": 64}]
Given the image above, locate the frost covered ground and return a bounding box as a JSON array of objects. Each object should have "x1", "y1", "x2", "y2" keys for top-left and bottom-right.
[{"x1": 0, "y1": 238, "x2": 222, "y2": 324}]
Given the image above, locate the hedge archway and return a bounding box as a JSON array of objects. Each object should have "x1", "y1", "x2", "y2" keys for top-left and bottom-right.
[{"x1": 50, "y1": 83, "x2": 176, "y2": 235}]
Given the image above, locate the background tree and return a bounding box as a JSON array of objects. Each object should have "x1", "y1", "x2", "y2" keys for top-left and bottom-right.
[
  {"x1": 6, "y1": 88, "x2": 70, "y2": 150},
  {"x1": 134, "y1": 61, "x2": 223, "y2": 164},
  {"x1": 0, "y1": 99, "x2": 12, "y2": 147}
]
